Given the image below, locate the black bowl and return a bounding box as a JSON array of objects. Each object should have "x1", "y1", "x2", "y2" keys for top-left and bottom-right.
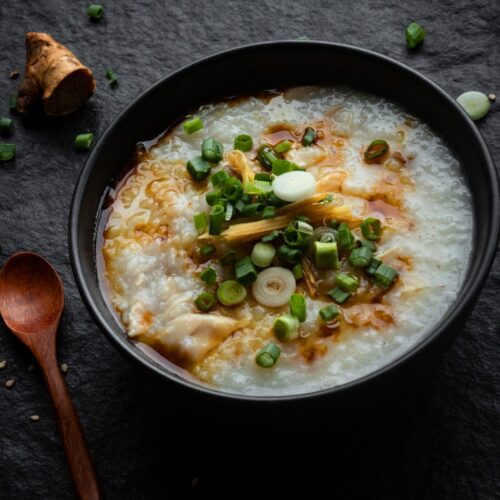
[{"x1": 69, "y1": 41, "x2": 499, "y2": 405}]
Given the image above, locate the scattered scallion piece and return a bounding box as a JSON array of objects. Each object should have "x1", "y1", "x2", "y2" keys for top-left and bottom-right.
[
  {"x1": 457, "y1": 91, "x2": 491, "y2": 121},
  {"x1": 199, "y1": 244, "x2": 215, "y2": 256},
  {"x1": 88, "y1": 3, "x2": 104, "y2": 20},
  {"x1": 302, "y1": 127, "x2": 316, "y2": 146},
  {"x1": 277, "y1": 244, "x2": 303, "y2": 265},
  {"x1": 9, "y1": 92, "x2": 18, "y2": 113},
  {"x1": 254, "y1": 172, "x2": 273, "y2": 182},
  {"x1": 217, "y1": 280, "x2": 247, "y2": 306},
  {"x1": 211, "y1": 169, "x2": 230, "y2": 187},
  {"x1": 234, "y1": 256, "x2": 258, "y2": 285},
  {"x1": 319, "y1": 304, "x2": 339, "y2": 322},
  {"x1": 336, "y1": 222, "x2": 355, "y2": 251},
  {"x1": 256, "y1": 342, "x2": 281, "y2": 368},
  {"x1": 274, "y1": 140, "x2": 292, "y2": 154},
  {"x1": 235, "y1": 199, "x2": 246, "y2": 213},
  {"x1": 106, "y1": 68, "x2": 118, "y2": 87},
  {"x1": 0, "y1": 143, "x2": 16, "y2": 161},
  {"x1": 234, "y1": 134, "x2": 253, "y2": 152},
  {"x1": 292, "y1": 262, "x2": 303, "y2": 280},
  {"x1": 200, "y1": 266, "x2": 217, "y2": 285},
  {"x1": 220, "y1": 249, "x2": 237, "y2": 265},
  {"x1": 360, "y1": 239, "x2": 377, "y2": 251},
  {"x1": 265, "y1": 192, "x2": 288, "y2": 208},
  {"x1": 222, "y1": 177, "x2": 243, "y2": 201},
  {"x1": 243, "y1": 180, "x2": 273, "y2": 195},
  {"x1": 240, "y1": 193, "x2": 251, "y2": 204},
  {"x1": 242, "y1": 203, "x2": 266, "y2": 217},
  {"x1": 0, "y1": 117, "x2": 12, "y2": 135},
  {"x1": 272, "y1": 159, "x2": 304, "y2": 176},
  {"x1": 328, "y1": 287, "x2": 351, "y2": 304},
  {"x1": 364, "y1": 140, "x2": 389, "y2": 161},
  {"x1": 374, "y1": 263, "x2": 398, "y2": 289},
  {"x1": 335, "y1": 273, "x2": 359, "y2": 293},
  {"x1": 273, "y1": 314, "x2": 300, "y2": 342},
  {"x1": 194, "y1": 212, "x2": 208, "y2": 233},
  {"x1": 183, "y1": 116, "x2": 203, "y2": 135},
  {"x1": 314, "y1": 241, "x2": 339, "y2": 269},
  {"x1": 257, "y1": 145, "x2": 278, "y2": 169},
  {"x1": 262, "y1": 230, "x2": 281, "y2": 243},
  {"x1": 209, "y1": 204, "x2": 225, "y2": 235},
  {"x1": 366, "y1": 257, "x2": 382, "y2": 276},
  {"x1": 361, "y1": 217, "x2": 382, "y2": 240},
  {"x1": 262, "y1": 206, "x2": 276, "y2": 219},
  {"x1": 251, "y1": 242, "x2": 276, "y2": 268},
  {"x1": 289, "y1": 293, "x2": 306, "y2": 322},
  {"x1": 405, "y1": 22, "x2": 426, "y2": 49},
  {"x1": 187, "y1": 156, "x2": 211, "y2": 181},
  {"x1": 349, "y1": 246, "x2": 373, "y2": 267},
  {"x1": 202, "y1": 138, "x2": 224, "y2": 163},
  {"x1": 194, "y1": 291, "x2": 216, "y2": 312},
  {"x1": 205, "y1": 190, "x2": 222, "y2": 206},
  {"x1": 284, "y1": 220, "x2": 313, "y2": 248},
  {"x1": 225, "y1": 201, "x2": 234, "y2": 221},
  {"x1": 75, "y1": 133, "x2": 94, "y2": 151}
]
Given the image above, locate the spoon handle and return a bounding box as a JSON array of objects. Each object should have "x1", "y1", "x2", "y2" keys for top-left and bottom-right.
[{"x1": 38, "y1": 348, "x2": 102, "y2": 500}]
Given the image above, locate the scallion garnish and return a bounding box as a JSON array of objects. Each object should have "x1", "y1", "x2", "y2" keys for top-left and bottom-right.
[
  {"x1": 234, "y1": 134, "x2": 253, "y2": 152},
  {"x1": 243, "y1": 180, "x2": 273, "y2": 195},
  {"x1": 328, "y1": 287, "x2": 351, "y2": 304},
  {"x1": 255, "y1": 342, "x2": 281, "y2": 368},
  {"x1": 366, "y1": 257, "x2": 382, "y2": 276},
  {"x1": 262, "y1": 230, "x2": 281, "y2": 243},
  {"x1": 336, "y1": 222, "x2": 355, "y2": 251},
  {"x1": 0, "y1": 117, "x2": 12, "y2": 136},
  {"x1": 314, "y1": 241, "x2": 339, "y2": 269},
  {"x1": 209, "y1": 204, "x2": 225, "y2": 235},
  {"x1": 257, "y1": 145, "x2": 278, "y2": 169},
  {"x1": 374, "y1": 264, "x2": 398, "y2": 289},
  {"x1": 405, "y1": 22, "x2": 426, "y2": 49},
  {"x1": 292, "y1": 262, "x2": 303, "y2": 280},
  {"x1": 240, "y1": 193, "x2": 251, "y2": 204},
  {"x1": 235, "y1": 199, "x2": 246, "y2": 213},
  {"x1": 274, "y1": 140, "x2": 292, "y2": 154},
  {"x1": 262, "y1": 206, "x2": 276, "y2": 219},
  {"x1": 194, "y1": 291, "x2": 216, "y2": 312},
  {"x1": 284, "y1": 221, "x2": 313, "y2": 248},
  {"x1": 251, "y1": 242, "x2": 276, "y2": 268},
  {"x1": 75, "y1": 133, "x2": 94, "y2": 151},
  {"x1": 361, "y1": 217, "x2": 382, "y2": 240},
  {"x1": 0, "y1": 143, "x2": 16, "y2": 161},
  {"x1": 289, "y1": 293, "x2": 306, "y2": 322},
  {"x1": 217, "y1": 280, "x2": 247, "y2": 306},
  {"x1": 319, "y1": 304, "x2": 339, "y2": 322},
  {"x1": 202, "y1": 138, "x2": 224, "y2": 163},
  {"x1": 234, "y1": 256, "x2": 258, "y2": 285},
  {"x1": 183, "y1": 116, "x2": 203, "y2": 135},
  {"x1": 220, "y1": 249, "x2": 237, "y2": 266},
  {"x1": 106, "y1": 68, "x2": 118, "y2": 87},
  {"x1": 225, "y1": 201, "x2": 234, "y2": 221},
  {"x1": 187, "y1": 156, "x2": 211, "y2": 181},
  {"x1": 301, "y1": 127, "x2": 316, "y2": 146},
  {"x1": 364, "y1": 140, "x2": 389, "y2": 161},
  {"x1": 349, "y1": 246, "x2": 373, "y2": 267},
  {"x1": 277, "y1": 244, "x2": 303, "y2": 265},
  {"x1": 272, "y1": 159, "x2": 304, "y2": 176},
  {"x1": 9, "y1": 92, "x2": 18, "y2": 113},
  {"x1": 242, "y1": 203, "x2": 266, "y2": 217},
  {"x1": 205, "y1": 190, "x2": 222, "y2": 206},
  {"x1": 211, "y1": 169, "x2": 230, "y2": 188},
  {"x1": 222, "y1": 177, "x2": 243, "y2": 201},
  {"x1": 88, "y1": 3, "x2": 104, "y2": 20},
  {"x1": 193, "y1": 212, "x2": 208, "y2": 233},
  {"x1": 199, "y1": 244, "x2": 215, "y2": 256},
  {"x1": 200, "y1": 266, "x2": 217, "y2": 285},
  {"x1": 254, "y1": 172, "x2": 273, "y2": 182},
  {"x1": 360, "y1": 239, "x2": 377, "y2": 251},
  {"x1": 273, "y1": 314, "x2": 300, "y2": 342},
  {"x1": 335, "y1": 273, "x2": 359, "y2": 293}
]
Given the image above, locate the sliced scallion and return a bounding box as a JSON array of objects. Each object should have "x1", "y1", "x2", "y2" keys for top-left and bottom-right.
[
  {"x1": 361, "y1": 239, "x2": 377, "y2": 251},
  {"x1": 374, "y1": 263, "x2": 398, "y2": 289},
  {"x1": 194, "y1": 212, "x2": 208, "y2": 233},
  {"x1": 187, "y1": 156, "x2": 211, "y2": 181},
  {"x1": 202, "y1": 138, "x2": 224, "y2": 163},
  {"x1": 292, "y1": 262, "x2": 303, "y2": 280},
  {"x1": 361, "y1": 217, "x2": 382, "y2": 240},
  {"x1": 364, "y1": 140, "x2": 389, "y2": 161},
  {"x1": 262, "y1": 206, "x2": 276, "y2": 219},
  {"x1": 405, "y1": 22, "x2": 426, "y2": 49},
  {"x1": 205, "y1": 190, "x2": 222, "y2": 206},
  {"x1": 319, "y1": 304, "x2": 339, "y2": 322},
  {"x1": 349, "y1": 246, "x2": 373, "y2": 267},
  {"x1": 0, "y1": 143, "x2": 16, "y2": 161},
  {"x1": 256, "y1": 342, "x2": 281, "y2": 367},
  {"x1": 222, "y1": 177, "x2": 243, "y2": 201},
  {"x1": 199, "y1": 244, "x2": 215, "y2": 256},
  {"x1": 314, "y1": 241, "x2": 339, "y2": 269},
  {"x1": 243, "y1": 180, "x2": 273, "y2": 195},
  {"x1": 183, "y1": 116, "x2": 203, "y2": 134},
  {"x1": 9, "y1": 92, "x2": 18, "y2": 113},
  {"x1": 272, "y1": 159, "x2": 304, "y2": 176},
  {"x1": 194, "y1": 291, "x2": 216, "y2": 312},
  {"x1": 328, "y1": 287, "x2": 351, "y2": 304},
  {"x1": 200, "y1": 266, "x2": 217, "y2": 285},
  {"x1": 302, "y1": 127, "x2": 316, "y2": 146},
  {"x1": 0, "y1": 117, "x2": 13, "y2": 135},
  {"x1": 251, "y1": 242, "x2": 276, "y2": 268},
  {"x1": 336, "y1": 222, "x2": 355, "y2": 251},
  {"x1": 457, "y1": 91, "x2": 491, "y2": 121},
  {"x1": 220, "y1": 249, "x2": 237, "y2": 266},
  {"x1": 234, "y1": 134, "x2": 253, "y2": 152},
  {"x1": 289, "y1": 293, "x2": 306, "y2": 322},
  {"x1": 254, "y1": 172, "x2": 273, "y2": 182},
  {"x1": 335, "y1": 273, "x2": 359, "y2": 293},
  {"x1": 277, "y1": 244, "x2": 303, "y2": 265},
  {"x1": 88, "y1": 3, "x2": 104, "y2": 20},
  {"x1": 217, "y1": 280, "x2": 247, "y2": 306},
  {"x1": 209, "y1": 205, "x2": 225, "y2": 235},
  {"x1": 211, "y1": 169, "x2": 230, "y2": 188},
  {"x1": 257, "y1": 145, "x2": 278, "y2": 169},
  {"x1": 106, "y1": 68, "x2": 118, "y2": 87},
  {"x1": 234, "y1": 256, "x2": 258, "y2": 285},
  {"x1": 242, "y1": 203, "x2": 266, "y2": 217},
  {"x1": 366, "y1": 257, "x2": 382, "y2": 276},
  {"x1": 75, "y1": 133, "x2": 94, "y2": 151},
  {"x1": 274, "y1": 140, "x2": 292, "y2": 154},
  {"x1": 274, "y1": 314, "x2": 300, "y2": 342},
  {"x1": 262, "y1": 230, "x2": 281, "y2": 243}
]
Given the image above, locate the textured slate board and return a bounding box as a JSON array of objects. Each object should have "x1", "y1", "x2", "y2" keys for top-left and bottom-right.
[{"x1": 0, "y1": 0, "x2": 499, "y2": 498}]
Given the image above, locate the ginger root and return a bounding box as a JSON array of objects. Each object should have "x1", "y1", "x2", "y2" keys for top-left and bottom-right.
[{"x1": 17, "y1": 32, "x2": 96, "y2": 116}]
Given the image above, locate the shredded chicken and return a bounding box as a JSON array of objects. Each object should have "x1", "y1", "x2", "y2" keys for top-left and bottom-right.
[{"x1": 343, "y1": 304, "x2": 394, "y2": 329}]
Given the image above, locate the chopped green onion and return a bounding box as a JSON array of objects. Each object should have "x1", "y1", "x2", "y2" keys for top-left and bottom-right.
[
  {"x1": 302, "y1": 127, "x2": 316, "y2": 146},
  {"x1": 242, "y1": 203, "x2": 266, "y2": 217},
  {"x1": 364, "y1": 140, "x2": 389, "y2": 161},
  {"x1": 75, "y1": 133, "x2": 94, "y2": 151},
  {"x1": 234, "y1": 256, "x2": 258, "y2": 285},
  {"x1": 336, "y1": 222, "x2": 355, "y2": 251},
  {"x1": 312, "y1": 227, "x2": 337, "y2": 244},
  {"x1": 217, "y1": 280, "x2": 247, "y2": 306},
  {"x1": 292, "y1": 263, "x2": 303, "y2": 280},
  {"x1": 366, "y1": 257, "x2": 382, "y2": 276},
  {"x1": 235, "y1": 199, "x2": 246, "y2": 213},
  {"x1": 289, "y1": 293, "x2": 306, "y2": 322},
  {"x1": 274, "y1": 314, "x2": 300, "y2": 342},
  {"x1": 205, "y1": 190, "x2": 222, "y2": 206},
  {"x1": 254, "y1": 172, "x2": 273, "y2": 182},
  {"x1": 187, "y1": 156, "x2": 211, "y2": 181},
  {"x1": 262, "y1": 206, "x2": 276, "y2": 219},
  {"x1": 88, "y1": 3, "x2": 104, "y2": 20},
  {"x1": 457, "y1": 91, "x2": 491, "y2": 121},
  {"x1": 262, "y1": 230, "x2": 281, "y2": 243},
  {"x1": 243, "y1": 180, "x2": 273, "y2": 195},
  {"x1": 240, "y1": 193, "x2": 251, "y2": 204},
  {"x1": 314, "y1": 241, "x2": 339, "y2": 269},
  {"x1": 0, "y1": 143, "x2": 16, "y2": 161},
  {"x1": 257, "y1": 145, "x2": 278, "y2": 169},
  {"x1": 360, "y1": 239, "x2": 377, "y2": 251},
  {"x1": 106, "y1": 68, "x2": 118, "y2": 87},
  {"x1": 202, "y1": 138, "x2": 224, "y2": 163},
  {"x1": 328, "y1": 220, "x2": 340, "y2": 229},
  {"x1": 9, "y1": 92, "x2": 18, "y2": 113},
  {"x1": 211, "y1": 169, "x2": 230, "y2": 188},
  {"x1": 328, "y1": 287, "x2": 351, "y2": 304},
  {"x1": 284, "y1": 221, "x2": 313, "y2": 248},
  {"x1": 199, "y1": 244, "x2": 215, "y2": 256},
  {"x1": 266, "y1": 192, "x2": 288, "y2": 208},
  {"x1": 194, "y1": 291, "x2": 216, "y2": 312},
  {"x1": 182, "y1": 116, "x2": 203, "y2": 135},
  {"x1": 319, "y1": 304, "x2": 339, "y2": 322},
  {"x1": 335, "y1": 273, "x2": 359, "y2": 293},
  {"x1": 194, "y1": 212, "x2": 208, "y2": 233},
  {"x1": 277, "y1": 244, "x2": 303, "y2": 265},
  {"x1": 0, "y1": 117, "x2": 12, "y2": 135},
  {"x1": 272, "y1": 159, "x2": 304, "y2": 176},
  {"x1": 374, "y1": 263, "x2": 398, "y2": 289},
  {"x1": 256, "y1": 342, "x2": 281, "y2": 368},
  {"x1": 251, "y1": 242, "x2": 276, "y2": 268},
  {"x1": 225, "y1": 201, "x2": 234, "y2": 221},
  {"x1": 405, "y1": 22, "x2": 426, "y2": 49},
  {"x1": 361, "y1": 217, "x2": 382, "y2": 240},
  {"x1": 209, "y1": 205, "x2": 225, "y2": 235},
  {"x1": 349, "y1": 246, "x2": 373, "y2": 267},
  {"x1": 220, "y1": 249, "x2": 237, "y2": 265},
  {"x1": 234, "y1": 134, "x2": 253, "y2": 152},
  {"x1": 222, "y1": 177, "x2": 243, "y2": 201},
  {"x1": 200, "y1": 266, "x2": 217, "y2": 285},
  {"x1": 274, "y1": 140, "x2": 292, "y2": 154}
]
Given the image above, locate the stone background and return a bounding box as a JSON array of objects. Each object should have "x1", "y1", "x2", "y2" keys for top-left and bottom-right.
[{"x1": 0, "y1": 0, "x2": 499, "y2": 498}]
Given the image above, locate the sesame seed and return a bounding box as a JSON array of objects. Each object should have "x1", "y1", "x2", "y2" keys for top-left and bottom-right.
[
  {"x1": 61, "y1": 363, "x2": 69, "y2": 373},
  {"x1": 30, "y1": 415, "x2": 40, "y2": 421},
  {"x1": 0, "y1": 360, "x2": 6, "y2": 370},
  {"x1": 5, "y1": 379, "x2": 15, "y2": 389},
  {"x1": 488, "y1": 93, "x2": 496, "y2": 101}
]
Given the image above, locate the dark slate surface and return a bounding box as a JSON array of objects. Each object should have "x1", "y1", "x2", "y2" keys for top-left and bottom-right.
[{"x1": 0, "y1": 0, "x2": 499, "y2": 498}]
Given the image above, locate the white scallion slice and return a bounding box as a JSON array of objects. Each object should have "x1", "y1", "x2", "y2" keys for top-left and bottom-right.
[
  {"x1": 457, "y1": 91, "x2": 490, "y2": 121},
  {"x1": 251, "y1": 267, "x2": 296, "y2": 307},
  {"x1": 271, "y1": 171, "x2": 316, "y2": 202}
]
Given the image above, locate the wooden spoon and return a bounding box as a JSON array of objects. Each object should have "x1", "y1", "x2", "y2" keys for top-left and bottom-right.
[{"x1": 0, "y1": 252, "x2": 101, "y2": 500}]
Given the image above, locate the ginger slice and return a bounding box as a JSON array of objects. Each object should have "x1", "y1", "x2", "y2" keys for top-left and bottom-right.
[{"x1": 226, "y1": 150, "x2": 256, "y2": 183}]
